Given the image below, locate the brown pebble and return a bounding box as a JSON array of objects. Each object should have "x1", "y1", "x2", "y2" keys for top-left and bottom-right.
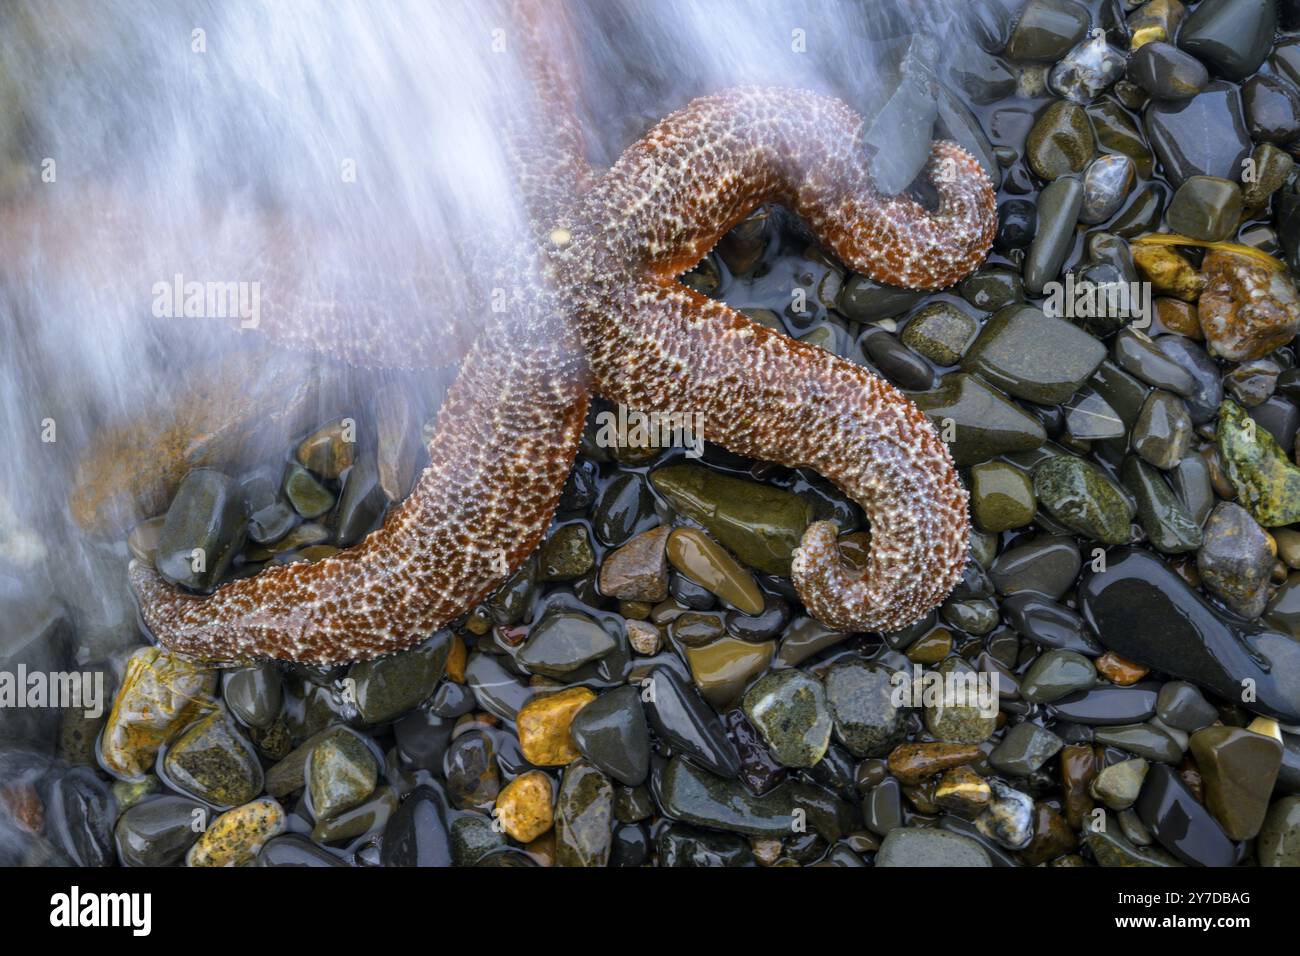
[
  {"x1": 445, "y1": 633, "x2": 467, "y2": 683},
  {"x1": 1060, "y1": 743, "x2": 1100, "y2": 831},
  {"x1": 1095, "y1": 650, "x2": 1148, "y2": 685},
  {"x1": 598, "y1": 526, "x2": 671, "y2": 603},
  {"x1": 906, "y1": 626, "x2": 953, "y2": 665},
  {"x1": 0, "y1": 783, "x2": 43, "y2": 835},
  {"x1": 1018, "y1": 802, "x2": 1078, "y2": 866},
  {"x1": 887, "y1": 742, "x2": 981, "y2": 786},
  {"x1": 1153, "y1": 297, "x2": 1201, "y2": 339},
  {"x1": 934, "y1": 765, "x2": 992, "y2": 817}
]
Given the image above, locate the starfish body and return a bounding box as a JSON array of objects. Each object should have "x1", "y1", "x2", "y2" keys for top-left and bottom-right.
[
  {"x1": 129, "y1": 255, "x2": 590, "y2": 662},
  {"x1": 566, "y1": 88, "x2": 991, "y2": 632},
  {"x1": 129, "y1": 84, "x2": 993, "y2": 661}
]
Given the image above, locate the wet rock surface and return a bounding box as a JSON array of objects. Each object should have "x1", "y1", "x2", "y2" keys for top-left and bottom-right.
[{"x1": 18, "y1": 0, "x2": 1300, "y2": 872}]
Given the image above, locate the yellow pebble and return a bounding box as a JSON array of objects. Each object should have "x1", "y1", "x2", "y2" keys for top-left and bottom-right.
[
  {"x1": 516, "y1": 686, "x2": 595, "y2": 766},
  {"x1": 495, "y1": 770, "x2": 555, "y2": 842}
]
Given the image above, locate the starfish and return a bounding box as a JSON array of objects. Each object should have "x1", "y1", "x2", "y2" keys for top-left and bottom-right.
[{"x1": 113, "y1": 13, "x2": 996, "y2": 662}]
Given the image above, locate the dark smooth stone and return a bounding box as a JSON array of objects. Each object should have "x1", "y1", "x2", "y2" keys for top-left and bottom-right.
[
  {"x1": 669, "y1": 573, "x2": 715, "y2": 611},
  {"x1": 863, "y1": 777, "x2": 904, "y2": 836},
  {"x1": 609, "y1": 822, "x2": 651, "y2": 867},
  {"x1": 155, "y1": 468, "x2": 246, "y2": 592},
  {"x1": 465, "y1": 655, "x2": 530, "y2": 723},
  {"x1": 1279, "y1": 734, "x2": 1300, "y2": 794},
  {"x1": 1156, "y1": 681, "x2": 1218, "y2": 732},
  {"x1": 964, "y1": 303, "x2": 1106, "y2": 405},
  {"x1": 1135, "y1": 764, "x2": 1236, "y2": 867},
  {"x1": 989, "y1": 535, "x2": 1081, "y2": 599},
  {"x1": 1051, "y1": 683, "x2": 1160, "y2": 725},
  {"x1": 393, "y1": 708, "x2": 455, "y2": 772},
  {"x1": 45, "y1": 768, "x2": 115, "y2": 868},
  {"x1": 658, "y1": 755, "x2": 857, "y2": 840},
  {"x1": 349, "y1": 631, "x2": 452, "y2": 724},
  {"x1": 996, "y1": 198, "x2": 1037, "y2": 250},
  {"x1": 1249, "y1": 396, "x2": 1300, "y2": 453},
  {"x1": 725, "y1": 594, "x2": 791, "y2": 642},
  {"x1": 333, "y1": 454, "x2": 385, "y2": 547},
  {"x1": 1024, "y1": 178, "x2": 1086, "y2": 297},
  {"x1": 592, "y1": 473, "x2": 653, "y2": 547},
  {"x1": 223, "y1": 664, "x2": 283, "y2": 730},
  {"x1": 1003, "y1": 591, "x2": 1103, "y2": 655},
  {"x1": 443, "y1": 731, "x2": 499, "y2": 809},
  {"x1": 1152, "y1": 336, "x2": 1222, "y2": 425},
  {"x1": 1177, "y1": 0, "x2": 1276, "y2": 82},
  {"x1": 258, "y1": 833, "x2": 349, "y2": 867},
  {"x1": 114, "y1": 795, "x2": 205, "y2": 867},
  {"x1": 1144, "y1": 83, "x2": 1251, "y2": 187},
  {"x1": 722, "y1": 707, "x2": 787, "y2": 795},
  {"x1": 1005, "y1": 0, "x2": 1090, "y2": 63},
  {"x1": 247, "y1": 502, "x2": 296, "y2": 546},
  {"x1": 1127, "y1": 41, "x2": 1209, "y2": 101},
  {"x1": 1079, "y1": 548, "x2": 1300, "y2": 722},
  {"x1": 1244, "y1": 75, "x2": 1300, "y2": 144},
  {"x1": 656, "y1": 823, "x2": 755, "y2": 867},
  {"x1": 644, "y1": 666, "x2": 741, "y2": 778},
  {"x1": 380, "y1": 784, "x2": 453, "y2": 867},
  {"x1": 428, "y1": 681, "x2": 476, "y2": 718},
  {"x1": 558, "y1": 458, "x2": 598, "y2": 513},
  {"x1": 907, "y1": 373, "x2": 1047, "y2": 466},
  {"x1": 569, "y1": 684, "x2": 651, "y2": 786},
  {"x1": 518, "y1": 608, "x2": 616, "y2": 678},
  {"x1": 1090, "y1": 359, "x2": 1151, "y2": 429},
  {"x1": 859, "y1": 326, "x2": 935, "y2": 390}
]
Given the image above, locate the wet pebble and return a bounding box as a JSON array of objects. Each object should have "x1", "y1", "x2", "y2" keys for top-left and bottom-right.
[
  {"x1": 1197, "y1": 501, "x2": 1274, "y2": 617},
  {"x1": 742, "y1": 668, "x2": 832, "y2": 768},
  {"x1": 569, "y1": 684, "x2": 650, "y2": 786},
  {"x1": 155, "y1": 469, "x2": 246, "y2": 591},
  {"x1": 1126, "y1": 40, "x2": 1208, "y2": 101}
]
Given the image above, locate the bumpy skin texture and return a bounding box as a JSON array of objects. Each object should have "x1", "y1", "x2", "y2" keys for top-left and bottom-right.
[
  {"x1": 129, "y1": 262, "x2": 589, "y2": 663},
  {"x1": 124, "y1": 5, "x2": 594, "y2": 664},
  {"x1": 128, "y1": 81, "x2": 993, "y2": 660},
  {"x1": 566, "y1": 88, "x2": 992, "y2": 632}
]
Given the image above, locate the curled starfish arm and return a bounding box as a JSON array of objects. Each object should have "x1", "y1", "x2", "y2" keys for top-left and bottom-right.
[
  {"x1": 585, "y1": 280, "x2": 967, "y2": 633},
  {"x1": 130, "y1": 301, "x2": 589, "y2": 664},
  {"x1": 593, "y1": 86, "x2": 996, "y2": 290},
  {"x1": 568, "y1": 85, "x2": 994, "y2": 631}
]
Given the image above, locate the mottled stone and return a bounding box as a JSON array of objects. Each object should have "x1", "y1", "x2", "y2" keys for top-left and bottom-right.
[
  {"x1": 822, "y1": 658, "x2": 907, "y2": 757},
  {"x1": 598, "y1": 526, "x2": 670, "y2": 602},
  {"x1": 1197, "y1": 502, "x2": 1274, "y2": 617},
  {"x1": 1199, "y1": 251, "x2": 1300, "y2": 362},
  {"x1": 186, "y1": 798, "x2": 285, "y2": 867},
  {"x1": 1218, "y1": 399, "x2": 1300, "y2": 527},
  {"x1": 516, "y1": 687, "x2": 596, "y2": 767},
  {"x1": 742, "y1": 669, "x2": 832, "y2": 768},
  {"x1": 1034, "y1": 455, "x2": 1135, "y2": 543},
  {"x1": 494, "y1": 770, "x2": 554, "y2": 843},
  {"x1": 99, "y1": 648, "x2": 216, "y2": 781}
]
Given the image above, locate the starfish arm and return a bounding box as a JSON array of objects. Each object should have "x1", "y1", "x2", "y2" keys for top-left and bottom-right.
[
  {"x1": 130, "y1": 291, "x2": 589, "y2": 664},
  {"x1": 589, "y1": 87, "x2": 996, "y2": 290},
  {"x1": 581, "y1": 278, "x2": 967, "y2": 634}
]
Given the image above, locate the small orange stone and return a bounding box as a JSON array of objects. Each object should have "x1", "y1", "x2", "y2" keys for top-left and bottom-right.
[
  {"x1": 515, "y1": 686, "x2": 596, "y2": 766},
  {"x1": 1154, "y1": 297, "x2": 1201, "y2": 339},
  {"x1": 1095, "y1": 651, "x2": 1148, "y2": 685},
  {"x1": 445, "y1": 633, "x2": 468, "y2": 683},
  {"x1": 495, "y1": 770, "x2": 554, "y2": 843}
]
